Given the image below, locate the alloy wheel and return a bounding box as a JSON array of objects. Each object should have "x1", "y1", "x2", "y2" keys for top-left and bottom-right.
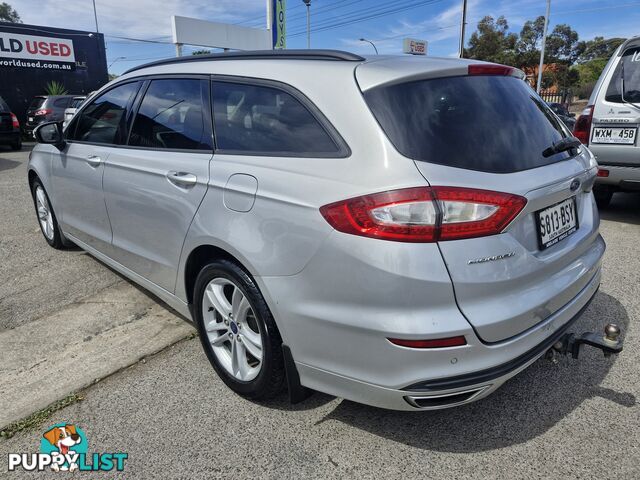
[
  {"x1": 35, "y1": 186, "x2": 54, "y2": 241},
  {"x1": 202, "y1": 277, "x2": 263, "y2": 382}
]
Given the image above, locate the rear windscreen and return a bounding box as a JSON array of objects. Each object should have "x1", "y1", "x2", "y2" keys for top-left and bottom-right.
[
  {"x1": 0, "y1": 97, "x2": 9, "y2": 113},
  {"x1": 364, "y1": 75, "x2": 571, "y2": 173},
  {"x1": 605, "y1": 47, "x2": 640, "y2": 103},
  {"x1": 29, "y1": 97, "x2": 46, "y2": 109}
]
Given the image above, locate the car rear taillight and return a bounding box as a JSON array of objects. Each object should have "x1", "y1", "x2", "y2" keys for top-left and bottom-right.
[
  {"x1": 573, "y1": 105, "x2": 594, "y2": 145},
  {"x1": 319, "y1": 187, "x2": 526, "y2": 243},
  {"x1": 10, "y1": 113, "x2": 19, "y2": 129},
  {"x1": 468, "y1": 64, "x2": 525, "y2": 79},
  {"x1": 597, "y1": 168, "x2": 609, "y2": 177},
  {"x1": 388, "y1": 336, "x2": 467, "y2": 348},
  {"x1": 34, "y1": 108, "x2": 52, "y2": 117}
]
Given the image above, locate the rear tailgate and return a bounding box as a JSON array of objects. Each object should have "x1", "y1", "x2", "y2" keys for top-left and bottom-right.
[{"x1": 359, "y1": 61, "x2": 604, "y2": 343}]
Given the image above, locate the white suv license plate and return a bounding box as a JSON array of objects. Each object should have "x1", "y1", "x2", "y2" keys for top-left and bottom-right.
[
  {"x1": 536, "y1": 197, "x2": 578, "y2": 250},
  {"x1": 591, "y1": 127, "x2": 636, "y2": 145}
]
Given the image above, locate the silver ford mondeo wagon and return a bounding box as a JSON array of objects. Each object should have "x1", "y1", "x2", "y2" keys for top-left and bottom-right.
[{"x1": 29, "y1": 50, "x2": 605, "y2": 410}]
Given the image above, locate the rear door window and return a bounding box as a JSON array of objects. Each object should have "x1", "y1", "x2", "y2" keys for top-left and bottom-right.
[
  {"x1": 29, "y1": 97, "x2": 46, "y2": 109},
  {"x1": 605, "y1": 47, "x2": 640, "y2": 103},
  {"x1": 129, "y1": 78, "x2": 212, "y2": 151},
  {"x1": 364, "y1": 75, "x2": 571, "y2": 173},
  {"x1": 54, "y1": 98, "x2": 71, "y2": 108},
  {"x1": 71, "y1": 82, "x2": 139, "y2": 145},
  {"x1": 211, "y1": 80, "x2": 343, "y2": 156}
]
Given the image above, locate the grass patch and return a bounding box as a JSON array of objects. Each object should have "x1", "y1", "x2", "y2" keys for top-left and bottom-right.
[{"x1": 0, "y1": 393, "x2": 84, "y2": 440}]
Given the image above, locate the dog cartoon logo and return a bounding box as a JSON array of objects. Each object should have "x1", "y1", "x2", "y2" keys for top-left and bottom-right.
[{"x1": 41, "y1": 424, "x2": 86, "y2": 471}]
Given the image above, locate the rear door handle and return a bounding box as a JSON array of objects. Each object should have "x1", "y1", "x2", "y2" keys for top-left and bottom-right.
[
  {"x1": 86, "y1": 155, "x2": 102, "y2": 167},
  {"x1": 166, "y1": 171, "x2": 197, "y2": 187}
]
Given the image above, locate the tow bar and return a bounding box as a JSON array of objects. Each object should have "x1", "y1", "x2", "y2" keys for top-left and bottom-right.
[{"x1": 546, "y1": 323, "x2": 623, "y2": 360}]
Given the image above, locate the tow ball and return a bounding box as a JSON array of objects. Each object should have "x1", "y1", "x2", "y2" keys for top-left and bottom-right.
[{"x1": 546, "y1": 323, "x2": 623, "y2": 360}]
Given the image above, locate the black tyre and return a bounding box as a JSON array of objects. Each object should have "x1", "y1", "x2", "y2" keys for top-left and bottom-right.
[
  {"x1": 593, "y1": 186, "x2": 613, "y2": 208},
  {"x1": 194, "y1": 259, "x2": 285, "y2": 399},
  {"x1": 31, "y1": 179, "x2": 66, "y2": 249}
]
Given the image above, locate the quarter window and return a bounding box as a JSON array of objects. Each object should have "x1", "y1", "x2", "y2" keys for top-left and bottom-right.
[
  {"x1": 605, "y1": 47, "x2": 640, "y2": 103},
  {"x1": 211, "y1": 81, "x2": 340, "y2": 155},
  {"x1": 71, "y1": 82, "x2": 139, "y2": 145},
  {"x1": 129, "y1": 79, "x2": 212, "y2": 151}
]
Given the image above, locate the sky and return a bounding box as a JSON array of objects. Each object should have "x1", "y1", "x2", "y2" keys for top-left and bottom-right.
[{"x1": 10, "y1": 0, "x2": 640, "y2": 75}]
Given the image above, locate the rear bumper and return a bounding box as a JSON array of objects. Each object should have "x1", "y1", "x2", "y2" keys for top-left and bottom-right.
[
  {"x1": 294, "y1": 269, "x2": 600, "y2": 411},
  {"x1": 257, "y1": 225, "x2": 604, "y2": 411},
  {"x1": 595, "y1": 164, "x2": 640, "y2": 191}
]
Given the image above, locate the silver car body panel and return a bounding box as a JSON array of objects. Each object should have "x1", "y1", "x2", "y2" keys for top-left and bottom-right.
[{"x1": 29, "y1": 53, "x2": 605, "y2": 410}]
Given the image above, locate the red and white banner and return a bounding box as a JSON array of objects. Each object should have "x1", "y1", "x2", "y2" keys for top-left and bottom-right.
[{"x1": 0, "y1": 32, "x2": 75, "y2": 63}]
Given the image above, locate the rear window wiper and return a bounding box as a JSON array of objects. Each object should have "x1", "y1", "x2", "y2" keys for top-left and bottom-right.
[{"x1": 542, "y1": 137, "x2": 582, "y2": 158}]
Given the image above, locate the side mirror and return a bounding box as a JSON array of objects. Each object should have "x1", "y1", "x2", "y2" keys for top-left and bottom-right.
[{"x1": 34, "y1": 121, "x2": 65, "y2": 150}]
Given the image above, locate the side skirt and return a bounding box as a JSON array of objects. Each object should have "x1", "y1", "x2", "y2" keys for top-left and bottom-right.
[{"x1": 64, "y1": 233, "x2": 193, "y2": 322}]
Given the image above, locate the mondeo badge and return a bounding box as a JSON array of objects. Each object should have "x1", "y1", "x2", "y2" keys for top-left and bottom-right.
[{"x1": 468, "y1": 252, "x2": 515, "y2": 265}]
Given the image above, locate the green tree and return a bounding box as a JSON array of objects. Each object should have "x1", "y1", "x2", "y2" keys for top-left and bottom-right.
[
  {"x1": 576, "y1": 36, "x2": 625, "y2": 63},
  {"x1": 465, "y1": 16, "x2": 518, "y2": 65},
  {"x1": 0, "y1": 2, "x2": 21, "y2": 22},
  {"x1": 515, "y1": 15, "x2": 546, "y2": 73},
  {"x1": 191, "y1": 49, "x2": 212, "y2": 56},
  {"x1": 547, "y1": 24, "x2": 580, "y2": 63}
]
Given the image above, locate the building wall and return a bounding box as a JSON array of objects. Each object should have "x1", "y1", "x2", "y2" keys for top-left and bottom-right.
[{"x1": 0, "y1": 22, "x2": 108, "y2": 124}]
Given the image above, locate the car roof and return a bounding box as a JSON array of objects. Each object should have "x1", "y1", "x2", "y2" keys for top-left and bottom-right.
[{"x1": 120, "y1": 49, "x2": 500, "y2": 93}]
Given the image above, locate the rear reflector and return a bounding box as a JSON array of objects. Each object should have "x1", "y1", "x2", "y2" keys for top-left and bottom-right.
[
  {"x1": 597, "y1": 168, "x2": 609, "y2": 178},
  {"x1": 320, "y1": 186, "x2": 526, "y2": 243},
  {"x1": 573, "y1": 105, "x2": 594, "y2": 145},
  {"x1": 388, "y1": 336, "x2": 467, "y2": 349}
]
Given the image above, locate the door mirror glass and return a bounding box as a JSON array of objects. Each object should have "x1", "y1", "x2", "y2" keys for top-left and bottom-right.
[{"x1": 34, "y1": 121, "x2": 65, "y2": 149}]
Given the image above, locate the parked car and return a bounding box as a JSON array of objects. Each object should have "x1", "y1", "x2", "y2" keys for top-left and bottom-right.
[
  {"x1": 25, "y1": 95, "x2": 76, "y2": 137},
  {"x1": 0, "y1": 95, "x2": 21, "y2": 150},
  {"x1": 547, "y1": 102, "x2": 576, "y2": 130},
  {"x1": 62, "y1": 96, "x2": 87, "y2": 129},
  {"x1": 29, "y1": 50, "x2": 604, "y2": 411},
  {"x1": 574, "y1": 35, "x2": 640, "y2": 207}
]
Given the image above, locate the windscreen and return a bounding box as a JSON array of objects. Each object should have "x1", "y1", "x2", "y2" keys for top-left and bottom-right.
[
  {"x1": 605, "y1": 47, "x2": 640, "y2": 103},
  {"x1": 364, "y1": 75, "x2": 571, "y2": 173}
]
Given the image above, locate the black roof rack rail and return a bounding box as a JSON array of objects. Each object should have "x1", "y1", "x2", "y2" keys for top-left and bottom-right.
[{"x1": 124, "y1": 49, "x2": 366, "y2": 74}]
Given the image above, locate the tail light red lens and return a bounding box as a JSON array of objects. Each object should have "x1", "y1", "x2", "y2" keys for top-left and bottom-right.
[
  {"x1": 320, "y1": 186, "x2": 526, "y2": 243},
  {"x1": 388, "y1": 336, "x2": 467, "y2": 349},
  {"x1": 468, "y1": 64, "x2": 525, "y2": 79},
  {"x1": 597, "y1": 168, "x2": 609, "y2": 178},
  {"x1": 10, "y1": 113, "x2": 19, "y2": 129},
  {"x1": 34, "y1": 109, "x2": 52, "y2": 117},
  {"x1": 573, "y1": 105, "x2": 594, "y2": 145}
]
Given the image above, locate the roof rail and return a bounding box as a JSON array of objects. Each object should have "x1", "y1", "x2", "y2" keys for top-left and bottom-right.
[{"x1": 124, "y1": 49, "x2": 366, "y2": 74}]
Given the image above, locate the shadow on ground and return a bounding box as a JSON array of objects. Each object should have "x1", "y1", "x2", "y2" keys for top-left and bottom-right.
[
  {"x1": 0, "y1": 158, "x2": 21, "y2": 172},
  {"x1": 316, "y1": 291, "x2": 633, "y2": 452},
  {"x1": 599, "y1": 192, "x2": 640, "y2": 226}
]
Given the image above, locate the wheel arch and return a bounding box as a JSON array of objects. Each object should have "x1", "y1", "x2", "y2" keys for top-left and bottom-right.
[{"x1": 183, "y1": 244, "x2": 253, "y2": 307}]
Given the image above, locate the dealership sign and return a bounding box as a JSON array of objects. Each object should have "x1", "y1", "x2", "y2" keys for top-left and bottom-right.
[
  {"x1": 0, "y1": 32, "x2": 75, "y2": 69},
  {"x1": 402, "y1": 38, "x2": 427, "y2": 55}
]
